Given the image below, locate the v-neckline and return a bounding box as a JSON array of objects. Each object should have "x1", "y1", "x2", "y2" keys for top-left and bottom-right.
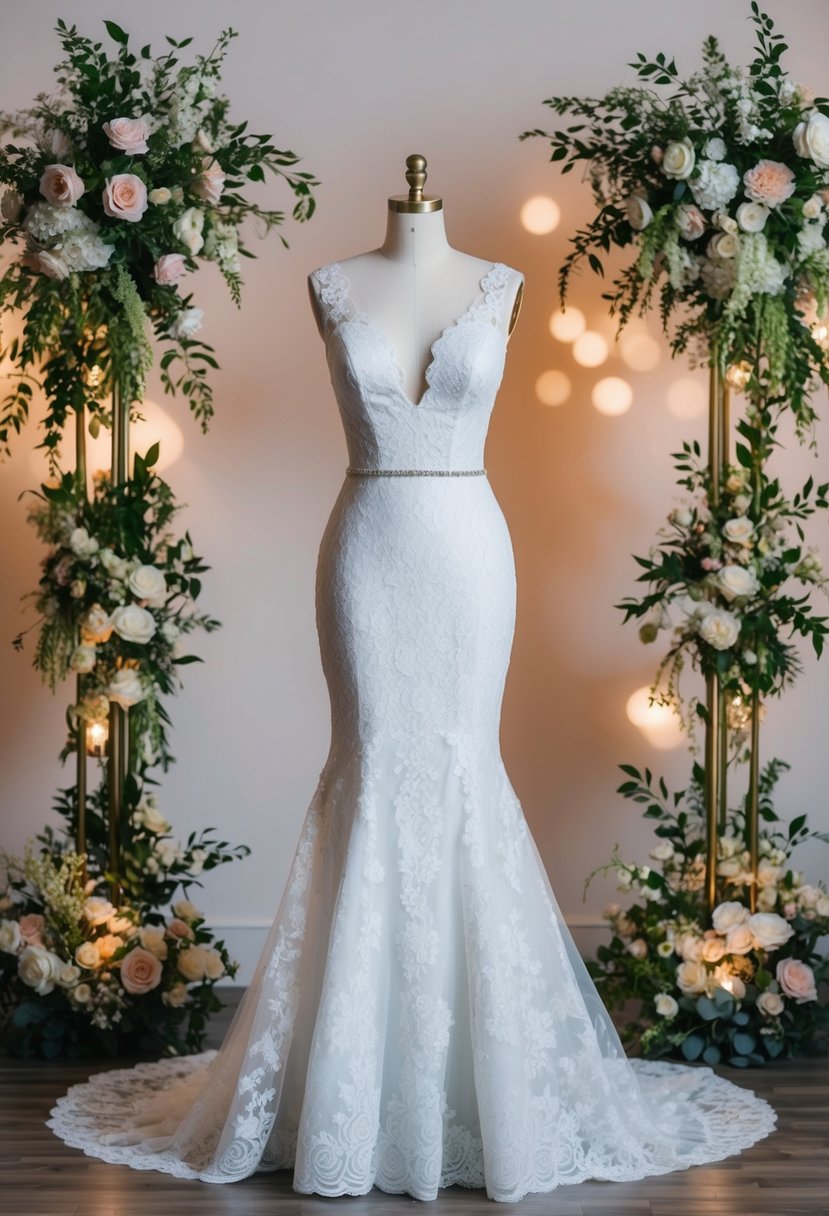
[{"x1": 328, "y1": 261, "x2": 501, "y2": 410}]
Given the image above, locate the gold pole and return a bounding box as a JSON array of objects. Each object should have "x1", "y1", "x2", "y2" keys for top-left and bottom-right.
[
  {"x1": 746, "y1": 688, "x2": 761, "y2": 913},
  {"x1": 704, "y1": 670, "x2": 720, "y2": 916},
  {"x1": 704, "y1": 356, "x2": 725, "y2": 916},
  {"x1": 716, "y1": 377, "x2": 731, "y2": 836},
  {"x1": 106, "y1": 373, "x2": 130, "y2": 904},
  {"x1": 75, "y1": 403, "x2": 88, "y2": 881}
]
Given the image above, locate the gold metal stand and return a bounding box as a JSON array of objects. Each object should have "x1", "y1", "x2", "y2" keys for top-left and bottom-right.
[
  {"x1": 75, "y1": 402, "x2": 87, "y2": 880},
  {"x1": 107, "y1": 374, "x2": 130, "y2": 905}
]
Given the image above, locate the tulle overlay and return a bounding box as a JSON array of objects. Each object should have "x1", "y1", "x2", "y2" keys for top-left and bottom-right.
[{"x1": 48, "y1": 261, "x2": 776, "y2": 1201}]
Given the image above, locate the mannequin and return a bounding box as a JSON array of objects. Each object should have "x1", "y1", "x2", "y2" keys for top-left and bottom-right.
[{"x1": 308, "y1": 155, "x2": 523, "y2": 404}]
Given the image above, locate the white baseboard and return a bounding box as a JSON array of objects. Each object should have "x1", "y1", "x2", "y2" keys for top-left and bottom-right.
[{"x1": 211, "y1": 914, "x2": 610, "y2": 986}]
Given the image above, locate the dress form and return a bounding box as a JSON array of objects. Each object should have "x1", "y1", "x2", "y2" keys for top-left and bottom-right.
[{"x1": 308, "y1": 155, "x2": 523, "y2": 406}]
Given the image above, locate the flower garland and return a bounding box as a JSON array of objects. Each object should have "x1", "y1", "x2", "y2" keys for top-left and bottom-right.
[
  {"x1": 0, "y1": 18, "x2": 318, "y2": 466},
  {"x1": 588, "y1": 761, "x2": 829, "y2": 1065}
]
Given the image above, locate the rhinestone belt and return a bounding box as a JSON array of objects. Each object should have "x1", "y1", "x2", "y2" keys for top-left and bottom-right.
[{"x1": 346, "y1": 467, "x2": 487, "y2": 478}]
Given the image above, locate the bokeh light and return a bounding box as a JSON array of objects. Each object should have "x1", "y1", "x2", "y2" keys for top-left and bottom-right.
[
  {"x1": 666, "y1": 378, "x2": 707, "y2": 419},
  {"x1": 591, "y1": 376, "x2": 633, "y2": 416},
  {"x1": 619, "y1": 331, "x2": 661, "y2": 372},
  {"x1": 572, "y1": 331, "x2": 609, "y2": 368},
  {"x1": 520, "y1": 195, "x2": 561, "y2": 235},
  {"x1": 549, "y1": 307, "x2": 586, "y2": 343},
  {"x1": 625, "y1": 686, "x2": 684, "y2": 750},
  {"x1": 535, "y1": 369, "x2": 572, "y2": 406}
]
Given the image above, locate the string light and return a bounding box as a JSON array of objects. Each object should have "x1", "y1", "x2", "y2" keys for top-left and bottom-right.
[
  {"x1": 535, "y1": 369, "x2": 572, "y2": 406},
  {"x1": 86, "y1": 719, "x2": 108, "y2": 758},
  {"x1": 520, "y1": 195, "x2": 561, "y2": 235}
]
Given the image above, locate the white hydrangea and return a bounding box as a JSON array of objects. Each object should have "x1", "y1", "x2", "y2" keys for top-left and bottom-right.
[
  {"x1": 700, "y1": 256, "x2": 738, "y2": 299},
  {"x1": 24, "y1": 203, "x2": 93, "y2": 242},
  {"x1": 703, "y1": 136, "x2": 727, "y2": 162},
  {"x1": 690, "y1": 160, "x2": 740, "y2": 211},
  {"x1": 58, "y1": 229, "x2": 113, "y2": 272},
  {"x1": 203, "y1": 220, "x2": 240, "y2": 271},
  {"x1": 737, "y1": 232, "x2": 787, "y2": 296},
  {"x1": 798, "y1": 220, "x2": 827, "y2": 259}
]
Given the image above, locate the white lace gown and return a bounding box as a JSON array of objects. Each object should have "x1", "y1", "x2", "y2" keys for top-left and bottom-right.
[{"x1": 47, "y1": 260, "x2": 776, "y2": 1202}]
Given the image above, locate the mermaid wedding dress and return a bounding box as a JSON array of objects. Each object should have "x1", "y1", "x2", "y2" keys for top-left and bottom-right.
[{"x1": 47, "y1": 259, "x2": 776, "y2": 1202}]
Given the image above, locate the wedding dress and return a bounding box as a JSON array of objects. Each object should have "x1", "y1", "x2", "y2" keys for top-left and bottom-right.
[{"x1": 47, "y1": 259, "x2": 776, "y2": 1202}]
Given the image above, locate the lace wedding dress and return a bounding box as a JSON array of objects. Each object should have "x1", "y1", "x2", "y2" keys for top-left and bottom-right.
[{"x1": 47, "y1": 260, "x2": 776, "y2": 1202}]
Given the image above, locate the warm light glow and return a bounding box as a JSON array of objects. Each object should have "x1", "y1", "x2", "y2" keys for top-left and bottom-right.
[
  {"x1": 726, "y1": 361, "x2": 752, "y2": 390},
  {"x1": 625, "y1": 686, "x2": 684, "y2": 750},
  {"x1": 572, "y1": 331, "x2": 609, "y2": 368},
  {"x1": 666, "y1": 378, "x2": 707, "y2": 419},
  {"x1": 86, "y1": 719, "x2": 109, "y2": 758},
  {"x1": 520, "y1": 195, "x2": 561, "y2": 235},
  {"x1": 619, "y1": 331, "x2": 661, "y2": 372},
  {"x1": 31, "y1": 399, "x2": 185, "y2": 485},
  {"x1": 549, "y1": 307, "x2": 586, "y2": 344},
  {"x1": 719, "y1": 975, "x2": 735, "y2": 994},
  {"x1": 813, "y1": 322, "x2": 829, "y2": 348},
  {"x1": 592, "y1": 376, "x2": 633, "y2": 416},
  {"x1": 535, "y1": 369, "x2": 572, "y2": 406}
]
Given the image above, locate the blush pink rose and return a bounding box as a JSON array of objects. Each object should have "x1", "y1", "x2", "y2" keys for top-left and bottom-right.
[
  {"x1": 192, "y1": 159, "x2": 225, "y2": 206},
  {"x1": 18, "y1": 912, "x2": 46, "y2": 948},
  {"x1": 153, "y1": 253, "x2": 187, "y2": 285},
  {"x1": 166, "y1": 917, "x2": 195, "y2": 941},
  {"x1": 675, "y1": 203, "x2": 706, "y2": 240},
  {"x1": 743, "y1": 159, "x2": 796, "y2": 208},
  {"x1": 120, "y1": 946, "x2": 163, "y2": 995},
  {"x1": 39, "y1": 163, "x2": 85, "y2": 207},
  {"x1": 776, "y1": 957, "x2": 817, "y2": 1003},
  {"x1": 102, "y1": 116, "x2": 150, "y2": 155},
  {"x1": 102, "y1": 173, "x2": 148, "y2": 223}
]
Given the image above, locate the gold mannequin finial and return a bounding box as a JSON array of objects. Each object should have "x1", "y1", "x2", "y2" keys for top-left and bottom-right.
[{"x1": 389, "y1": 153, "x2": 442, "y2": 214}]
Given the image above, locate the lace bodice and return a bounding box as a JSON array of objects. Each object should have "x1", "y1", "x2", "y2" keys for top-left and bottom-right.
[{"x1": 309, "y1": 261, "x2": 522, "y2": 472}]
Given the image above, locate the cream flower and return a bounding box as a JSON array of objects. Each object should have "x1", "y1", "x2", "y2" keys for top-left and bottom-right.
[
  {"x1": 172, "y1": 206, "x2": 204, "y2": 255},
  {"x1": 84, "y1": 896, "x2": 116, "y2": 926},
  {"x1": 70, "y1": 526, "x2": 99, "y2": 557},
  {"x1": 128, "y1": 563, "x2": 168, "y2": 607},
  {"x1": 177, "y1": 945, "x2": 208, "y2": 981},
  {"x1": 655, "y1": 993, "x2": 679, "y2": 1018},
  {"x1": 662, "y1": 138, "x2": 696, "y2": 180},
  {"x1": 134, "y1": 800, "x2": 170, "y2": 835},
  {"x1": 626, "y1": 938, "x2": 648, "y2": 959},
  {"x1": 107, "y1": 667, "x2": 145, "y2": 709},
  {"x1": 793, "y1": 111, "x2": 829, "y2": 168},
  {"x1": 69, "y1": 643, "x2": 97, "y2": 674},
  {"x1": 698, "y1": 607, "x2": 740, "y2": 650},
  {"x1": 626, "y1": 194, "x2": 653, "y2": 230},
  {"x1": 80, "y1": 603, "x2": 113, "y2": 644},
  {"x1": 708, "y1": 231, "x2": 739, "y2": 259},
  {"x1": 743, "y1": 159, "x2": 796, "y2": 207},
  {"x1": 163, "y1": 981, "x2": 190, "y2": 1007},
  {"x1": 75, "y1": 940, "x2": 101, "y2": 969},
  {"x1": 702, "y1": 937, "x2": 727, "y2": 963},
  {"x1": 691, "y1": 160, "x2": 740, "y2": 211},
  {"x1": 677, "y1": 959, "x2": 708, "y2": 994},
  {"x1": 72, "y1": 983, "x2": 93, "y2": 1004},
  {"x1": 18, "y1": 946, "x2": 64, "y2": 995},
  {"x1": 776, "y1": 958, "x2": 817, "y2": 1002},
  {"x1": 725, "y1": 924, "x2": 754, "y2": 955},
  {"x1": 757, "y1": 990, "x2": 784, "y2": 1017},
  {"x1": 169, "y1": 307, "x2": 204, "y2": 340},
  {"x1": 149, "y1": 186, "x2": 172, "y2": 205},
  {"x1": 139, "y1": 925, "x2": 169, "y2": 960},
  {"x1": 748, "y1": 912, "x2": 795, "y2": 950},
  {"x1": 722, "y1": 516, "x2": 756, "y2": 545},
  {"x1": 110, "y1": 604, "x2": 156, "y2": 644},
  {"x1": 58, "y1": 963, "x2": 81, "y2": 988},
  {"x1": 0, "y1": 919, "x2": 22, "y2": 954},
  {"x1": 202, "y1": 948, "x2": 225, "y2": 980},
  {"x1": 171, "y1": 898, "x2": 203, "y2": 923},
  {"x1": 717, "y1": 564, "x2": 759, "y2": 603}
]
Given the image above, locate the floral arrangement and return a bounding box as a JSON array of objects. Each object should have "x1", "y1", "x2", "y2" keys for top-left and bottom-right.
[
  {"x1": 588, "y1": 760, "x2": 829, "y2": 1065},
  {"x1": 0, "y1": 818, "x2": 248, "y2": 1058},
  {"x1": 521, "y1": 2, "x2": 829, "y2": 435},
  {"x1": 0, "y1": 18, "x2": 318, "y2": 466},
  {"x1": 14, "y1": 443, "x2": 219, "y2": 773},
  {"x1": 617, "y1": 441, "x2": 828, "y2": 744}
]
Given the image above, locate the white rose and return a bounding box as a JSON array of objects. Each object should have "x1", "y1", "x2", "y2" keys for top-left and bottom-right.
[
  {"x1": 107, "y1": 667, "x2": 145, "y2": 709},
  {"x1": 99, "y1": 548, "x2": 129, "y2": 580},
  {"x1": 717, "y1": 564, "x2": 760, "y2": 602},
  {"x1": 69, "y1": 526, "x2": 99, "y2": 557},
  {"x1": 725, "y1": 924, "x2": 755, "y2": 955},
  {"x1": 155, "y1": 839, "x2": 183, "y2": 870},
  {"x1": 793, "y1": 111, "x2": 829, "y2": 168},
  {"x1": 161, "y1": 619, "x2": 181, "y2": 643},
  {"x1": 626, "y1": 938, "x2": 648, "y2": 959},
  {"x1": 169, "y1": 307, "x2": 204, "y2": 341},
  {"x1": 75, "y1": 940, "x2": 101, "y2": 969},
  {"x1": 128, "y1": 564, "x2": 168, "y2": 608},
  {"x1": 816, "y1": 894, "x2": 829, "y2": 918},
  {"x1": 81, "y1": 604, "x2": 113, "y2": 645},
  {"x1": 677, "y1": 959, "x2": 708, "y2": 994},
  {"x1": 148, "y1": 186, "x2": 172, "y2": 205},
  {"x1": 655, "y1": 993, "x2": 679, "y2": 1018},
  {"x1": 702, "y1": 937, "x2": 727, "y2": 963},
  {"x1": 0, "y1": 919, "x2": 22, "y2": 953},
  {"x1": 797, "y1": 884, "x2": 820, "y2": 909},
  {"x1": 172, "y1": 206, "x2": 204, "y2": 255},
  {"x1": 83, "y1": 896, "x2": 116, "y2": 926},
  {"x1": 136, "y1": 800, "x2": 171, "y2": 835},
  {"x1": 757, "y1": 862, "x2": 782, "y2": 889},
  {"x1": 757, "y1": 886, "x2": 779, "y2": 912},
  {"x1": 757, "y1": 990, "x2": 785, "y2": 1017},
  {"x1": 18, "y1": 945, "x2": 63, "y2": 995},
  {"x1": 713, "y1": 912, "x2": 740, "y2": 942},
  {"x1": 649, "y1": 840, "x2": 675, "y2": 862},
  {"x1": 72, "y1": 982, "x2": 92, "y2": 1005},
  {"x1": 58, "y1": 963, "x2": 81, "y2": 987},
  {"x1": 172, "y1": 898, "x2": 203, "y2": 922},
  {"x1": 748, "y1": 912, "x2": 795, "y2": 950},
  {"x1": 675, "y1": 932, "x2": 704, "y2": 962},
  {"x1": 723, "y1": 516, "x2": 756, "y2": 545},
  {"x1": 177, "y1": 945, "x2": 208, "y2": 982},
  {"x1": 627, "y1": 194, "x2": 653, "y2": 231},
  {"x1": 708, "y1": 231, "x2": 740, "y2": 259},
  {"x1": 139, "y1": 925, "x2": 169, "y2": 960},
  {"x1": 69, "y1": 644, "x2": 97, "y2": 674},
  {"x1": 662, "y1": 138, "x2": 696, "y2": 180},
  {"x1": 698, "y1": 607, "x2": 741, "y2": 650},
  {"x1": 110, "y1": 604, "x2": 156, "y2": 644},
  {"x1": 736, "y1": 201, "x2": 770, "y2": 233}
]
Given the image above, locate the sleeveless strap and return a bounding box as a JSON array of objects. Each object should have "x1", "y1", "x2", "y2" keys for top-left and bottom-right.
[
  {"x1": 310, "y1": 262, "x2": 353, "y2": 334},
  {"x1": 477, "y1": 263, "x2": 523, "y2": 334}
]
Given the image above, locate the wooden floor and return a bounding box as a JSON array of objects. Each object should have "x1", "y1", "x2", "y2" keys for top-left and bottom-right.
[{"x1": 2, "y1": 988, "x2": 827, "y2": 1216}]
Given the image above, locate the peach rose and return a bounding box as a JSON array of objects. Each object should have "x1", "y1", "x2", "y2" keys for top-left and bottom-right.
[
  {"x1": 775, "y1": 958, "x2": 817, "y2": 1003},
  {"x1": 166, "y1": 917, "x2": 195, "y2": 941},
  {"x1": 675, "y1": 203, "x2": 706, "y2": 240},
  {"x1": 102, "y1": 173, "x2": 148, "y2": 223},
  {"x1": 153, "y1": 253, "x2": 187, "y2": 285},
  {"x1": 18, "y1": 912, "x2": 46, "y2": 948},
  {"x1": 192, "y1": 159, "x2": 225, "y2": 206},
  {"x1": 39, "y1": 163, "x2": 85, "y2": 207},
  {"x1": 120, "y1": 946, "x2": 163, "y2": 995},
  {"x1": 702, "y1": 937, "x2": 727, "y2": 963},
  {"x1": 102, "y1": 116, "x2": 150, "y2": 155},
  {"x1": 743, "y1": 159, "x2": 796, "y2": 208}
]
